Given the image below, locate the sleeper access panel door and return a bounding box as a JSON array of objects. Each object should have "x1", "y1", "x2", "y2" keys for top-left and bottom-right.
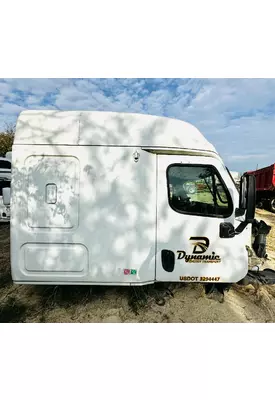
[{"x1": 12, "y1": 154, "x2": 87, "y2": 281}]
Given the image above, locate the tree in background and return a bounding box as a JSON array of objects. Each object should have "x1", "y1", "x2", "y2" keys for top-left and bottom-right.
[{"x1": 0, "y1": 122, "x2": 15, "y2": 156}]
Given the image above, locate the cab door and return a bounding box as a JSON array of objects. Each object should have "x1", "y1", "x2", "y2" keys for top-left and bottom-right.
[{"x1": 156, "y1": 154, "x2": 250, "y2": 283}]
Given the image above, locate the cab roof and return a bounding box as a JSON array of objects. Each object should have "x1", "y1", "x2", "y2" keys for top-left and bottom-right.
[{"x1": 14, "y1": 110, "x2": 218, "y2": 156}]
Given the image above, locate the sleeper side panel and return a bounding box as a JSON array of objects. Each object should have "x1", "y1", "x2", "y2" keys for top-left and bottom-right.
[{"x1": 11, "y1": 145, "x2": 156, "y2": 284}]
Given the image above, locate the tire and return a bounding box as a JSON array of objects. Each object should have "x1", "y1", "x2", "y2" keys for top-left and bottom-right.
[{"x1": 269, "y1": 198, "x2": 275, "y2": 213}]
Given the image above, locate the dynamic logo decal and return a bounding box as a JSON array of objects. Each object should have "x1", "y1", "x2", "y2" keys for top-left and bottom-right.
[
  {"x1": 189, "y1": 237, "x2": 209, "y2": 254},
  {"x1": 177, "y1": 237, "x2": 221, "y2": 263}
]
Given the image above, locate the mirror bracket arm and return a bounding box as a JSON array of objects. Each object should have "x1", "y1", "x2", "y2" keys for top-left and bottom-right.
[{"x1": 235, "y1": 221, "x2": 249, "y2": 235}]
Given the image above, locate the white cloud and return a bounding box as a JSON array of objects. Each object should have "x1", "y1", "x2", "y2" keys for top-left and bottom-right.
[
  {"x1": 25, "y1": 95, "x2": 43, "y2": 105},
  {"x1": 0, "y1": 103, "x2": 25, "y2": 115},
  {"x1": 2, "y1": 78, "x2": 68, "y2": 95},
  {"x1": 0, "y1": 82, "x2": 10, "y2": 96},
  {"x1": 227, "y1": 154, "x2": 267, "y2": 161}
]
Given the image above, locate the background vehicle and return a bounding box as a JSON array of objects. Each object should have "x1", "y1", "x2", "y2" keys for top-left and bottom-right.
[
  {"x1": 0, "y1": 156, "x2": 11, "y2": 222},
  {"x1": 229, "y1": 171, "x2": 241, "y2": 191},
  {"x1": 247, "y1": 164, "x2": 275, "y2": 212}
]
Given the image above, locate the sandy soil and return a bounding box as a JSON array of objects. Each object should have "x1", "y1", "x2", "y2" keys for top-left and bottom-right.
[{"x1": 1, "y1": 209, "x2": 275, "y2": 323}]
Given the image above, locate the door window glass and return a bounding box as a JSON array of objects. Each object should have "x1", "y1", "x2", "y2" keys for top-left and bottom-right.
[{"x1": 167, "y1": 164, "x2": 233, "y2": 218}]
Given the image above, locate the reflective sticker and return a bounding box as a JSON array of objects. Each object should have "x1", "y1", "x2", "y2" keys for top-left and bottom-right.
[
  {"x1": 130, "y1": 269, "x2": 137, "y2": 275},
  {"x1": 124, "y1": 269, "x2": 137, "y2": 275}
]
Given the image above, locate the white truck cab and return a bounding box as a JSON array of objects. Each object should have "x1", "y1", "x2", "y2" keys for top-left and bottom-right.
[{"x1": 4, "y1": 111, "x2": 256, "y2": 286}]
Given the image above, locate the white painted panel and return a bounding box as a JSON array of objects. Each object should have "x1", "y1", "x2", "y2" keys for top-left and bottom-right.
[
  {"x1": 15, "y1": 111, "x2": 80, "y2": 145},
  {"x1": 11, "y1": 145, "x2": 156, "y2": 284},
  {"x1": 15, "y1": 111, "x2": 218, "y2": 155},
  {"x1": 156, "y1": 155, "x2": 250, "y2": 283},
  {"x1": 79, "y1": 146, "x2": 156, "y2": 283},
  {"x1": 23, "y1": 243, "x2": 88, "y2": 273},
  {"x1": 26, "y1": 155, "x2": 79, "y2": 228}
]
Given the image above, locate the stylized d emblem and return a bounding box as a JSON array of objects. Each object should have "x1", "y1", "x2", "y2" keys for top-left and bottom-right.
[{"x1": 189, "y1": 237, "x2": 210, "y2": 254}]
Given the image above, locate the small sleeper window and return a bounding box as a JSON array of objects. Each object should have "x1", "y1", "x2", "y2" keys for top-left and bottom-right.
[{"x1": 167, "y1": 164, "x2": 233, "y2": 218}]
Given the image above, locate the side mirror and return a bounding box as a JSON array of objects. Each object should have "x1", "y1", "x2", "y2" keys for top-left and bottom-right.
[
  {"x1": 220, "y1": 173, "x2": 256, "y2": 238},
  {"x1": 239, "y1": 173, "x2": 256, "y2": 223},
  {"x1": 2, "y1": 187, "x2": 11, "y2": 206}
]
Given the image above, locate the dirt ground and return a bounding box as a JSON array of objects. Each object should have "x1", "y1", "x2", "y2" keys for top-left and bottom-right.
[{"x1": 1, "y1": 209, "x2": 275, "y2": 323}]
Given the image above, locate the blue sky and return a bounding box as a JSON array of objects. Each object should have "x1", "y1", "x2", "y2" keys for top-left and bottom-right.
[{"x1": 0, "y1": 78, "x2": 274, "y2": 172}]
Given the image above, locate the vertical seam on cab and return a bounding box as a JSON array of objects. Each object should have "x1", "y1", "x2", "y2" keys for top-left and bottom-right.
[{"x1": 155, "y1": 154, "x2": 158, "y2": 281}]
